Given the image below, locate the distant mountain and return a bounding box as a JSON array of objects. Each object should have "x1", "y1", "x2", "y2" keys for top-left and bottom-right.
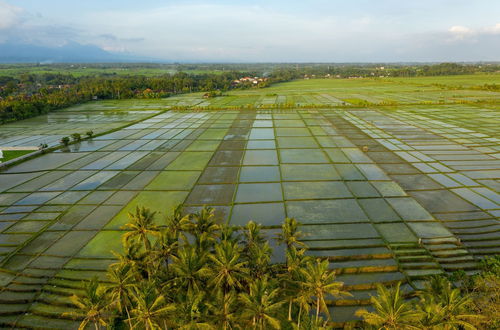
[{"x1": 0, "y1": 42, "x2": 156, "y2": 63}]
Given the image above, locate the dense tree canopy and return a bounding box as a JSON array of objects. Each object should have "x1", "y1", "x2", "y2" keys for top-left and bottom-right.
[{"x1": 66, "y1": 205, "x2": 499, "y2": 329}]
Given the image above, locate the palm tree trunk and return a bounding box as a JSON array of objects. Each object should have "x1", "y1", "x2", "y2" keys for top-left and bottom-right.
[
  {"x1": 125, "y1": 306, "x2": 132, "y2": 329},
  {"x1": 223, "y1": 294, "x2": 229, "y2": 330},
  {"x1": 94, "y1": 322, "x2": 99, "y2": 330},
  {"x1": 288, "y1": 299, "x2": 292, "y2": 321},
  {"x1": 298, "y1": 304, "x2": 302, "y2": 328},
  {"x1": 316, "y1": 297, "x2": 320, "y2": 323}
]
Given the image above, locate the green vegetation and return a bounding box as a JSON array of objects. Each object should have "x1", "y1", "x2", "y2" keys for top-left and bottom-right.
[
  {"x1": 69, "y1": 206, "x2": 348, "y2": 328},
  {"x1": 2, "y1": 62, "x2": 497, "y2": 79},
  {"x1": 71, "y1": 133, "x2": 82, "y2": 142},
  {"x1": 358, "y1": 258, "x2": 500, "y2": 330},
  {"x1": 0, "y1": 63, "x2": 266, "y2": 78},
  {"x1": 0, "y1": 71, "x2": 268, "y2": 124},
  {"x1": 0, "y1": 149, "x2": 35, "y2": 162},
  {"x1": 271, "y1": 62, "x2": 500, "y2": 79},
  {"x1": 1, "y1": 62, "x2": 499, "y2": 124},
  {"x1": 160, "y1": 74, "x2": 500, "y2": 110},
  {"x1": 60, "y1": 136, "x2": 70, "y2": 146},
  {"x1": 0, "y1": 63, "x2": 240, "y2": 78},
  {"x1": 0, "y1": 73, "x2": 498, "y2": 327},
  {"x1": 59, "y1": 206, "x2": 499, "y2": 329}
]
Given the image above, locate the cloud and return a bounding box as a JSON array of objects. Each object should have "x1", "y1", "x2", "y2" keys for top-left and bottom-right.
[
  {"x1": 484, "y1": 23, "x2": 500, "y2": 34},
  {"x1": 83, "y1": 4, "x2": 359, "y2": 61},
  {"x1": 81, "y1": 4, "x2": 500, "y2": 62},
  {"x1": 96, "y1": 34, "x2": 145, "y2": 53},
  {"x1": 448, "y1": 22, "x2": 500, "y2": 41},
  {"x1": 0, "y1": 1, "x2": 81, "y2": 46},
  {"x1": 0, "y1": 23, "x2": 82, "y2": 46},
  {"x1": 398, "y1": 23, "x2": 500, "y2": 62},
  {"x1": 0, "y1": 1, "x2": 23, "y2": 29},
  {"x1": 99, "y1": 33, "x2": 118, "y2": 41},
  {"x1": 449, "y1": 25, "x2": 472, "y2": 35},
  {"x1": 0, "y1": 1, "x2": 499, "y2": 62}
]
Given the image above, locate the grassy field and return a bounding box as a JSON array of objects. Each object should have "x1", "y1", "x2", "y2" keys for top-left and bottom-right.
[
  {"x1": 0, "y1": 150, "x2": 34, "y2": 163},
  {"x1": 0, "y1": 64, "x2": 230, "y2": 77},
  {"x1": 159, "y1": 74, "x2": 500, "y2": 109},
  {"x1": 384, "y1": 73, "x2": 500, "y2": 87},
  {"x1": 0, "y1": 76, "x2": 498, "y2": 327}
]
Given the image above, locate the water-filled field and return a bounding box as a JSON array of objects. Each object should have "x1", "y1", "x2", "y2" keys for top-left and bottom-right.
[
  {"x1": 0, "y1": 78, "x2": 499, "y2": 327},
  {"x1": 0, "y1": 102, "x2": 166, "y2": 149}
]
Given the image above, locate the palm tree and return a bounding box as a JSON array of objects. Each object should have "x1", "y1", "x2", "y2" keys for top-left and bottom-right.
[
  {"x1": 296, "y1": 281, "x2": 313, "y2": 329},
  {"x1": 280, "y1": 247, "x2": 309, "y2": 321},
  {"x1": 239, "y1": 277, "x2": 284, "y2": 330},
  {"x1": 275, "y1": 218, "x2": 308, "y2": 322},
  {"x1": 417, "y1": 296, "x2": 480, "y2": 329},
  {"x1": 219, "y1": 223, "x2": 241, "y2": 244},
  {"x1": 246, "y1": 241, "x2": 272, "y2": 279},
  {"x1": 166, "y1": 204, "x2": 191, "y2": 240},
  {"x1": 105, "y1": 263, "x2": 135, "y2": 328},
  {"x1": 64, "y1": 277, "x2": 110, "y2": 330},
  {"x1": 111, "y1": 241, "x2": 147, "y2": 280},
  {"x1": 175, "y1": 291, "x2": 213, "y2": 329},
  {"x1": 209, "y1": 290, "x2": 238, "y2": 330},
  {"x1": 300, "y1": 258, "x2": 350, "y2": 324},
  {"x1": 355, "y1": 282, "x2": 420, "y2": 330},
  {"x1": 186, "y1": 206, "x2": 220, "y2": 250},
  {"x1": 468, "y1": 272, "x2": 499, "y2": 329},
  {"x1": 151, "y1": 228, "x2": 178, "y2": 272},
  {"x1": 129, "y1": 282, "x2": 176, "y2": 329},
  {"x1": 422, "y1": 275, "x2": 451, "y2": 301},
  {"x1": 122, "y1": 206, "x2": 160, "y2": 251},
  {"x1": 208, "y1": 240, "x2": 249, "y2": 293},
  {"x1": 416, "y1": 297, "x2": 446, "y2": 329},
  {"x1": 276, "y1": 217, "x2": 307, "y2": 250},
  {"x1": 417, "y1": 276, "x2": 482, "y2": 329},
  {"x1": 170, "y1": 245, "x2": 210, "y2": 294},
  {"x1": 242, "y1": 221, "x2": 272, "y2": 279},
  {"x1": 242, "y1": 221, "x2": 266, "y2": 251}
]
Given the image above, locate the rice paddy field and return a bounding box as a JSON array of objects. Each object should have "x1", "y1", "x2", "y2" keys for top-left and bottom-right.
[
  {"x1": 0, "y1": 75, "x2": 499, "y2": 327},
  {"x1": 157, "y1": 74, "x2": 500, "y2": 108},
  {"x1": 0, "y1": 64, "x2": 225, "y2": 77}
]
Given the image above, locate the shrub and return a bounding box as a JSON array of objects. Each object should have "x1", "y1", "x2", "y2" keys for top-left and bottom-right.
[
  {"x1": 71, "y1": 133, "x2": 82, "y2": 142},
  {"x1": 60, "y1": 136, "x2": 70, "y2": 146}
]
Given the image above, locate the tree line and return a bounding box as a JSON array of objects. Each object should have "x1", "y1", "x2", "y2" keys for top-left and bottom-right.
[
  {"x1": 270, "y1": 62, "x2": 500, "y2": 79},
  {"x1": 0, "y1": 71, "x2": 266, "y2": 124},
  {"x1": 66, "y1": 205, "x2": 499, "y2": 329},
  {"x1": 1, "y1": 62, "x2": 498, "y2": 124}
]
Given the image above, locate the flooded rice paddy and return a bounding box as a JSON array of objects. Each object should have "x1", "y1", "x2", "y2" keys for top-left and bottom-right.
[{"x1": 0, "y1": 102, "x2": 498, "y2": 326}]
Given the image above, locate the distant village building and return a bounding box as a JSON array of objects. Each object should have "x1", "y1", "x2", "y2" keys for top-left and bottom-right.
[{"x1": 232, "y1": 76, "x2": 267, "y2": 86}]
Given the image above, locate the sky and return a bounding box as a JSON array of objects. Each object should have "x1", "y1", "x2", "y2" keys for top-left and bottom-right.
[{"x1": 0, "y1": 0, "x2": 499, "y2": 62}]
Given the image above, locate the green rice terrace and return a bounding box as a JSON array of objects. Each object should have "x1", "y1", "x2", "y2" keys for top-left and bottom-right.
[{"x1": 0, "y1": 76, "x2": 499, "y2": 328}]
